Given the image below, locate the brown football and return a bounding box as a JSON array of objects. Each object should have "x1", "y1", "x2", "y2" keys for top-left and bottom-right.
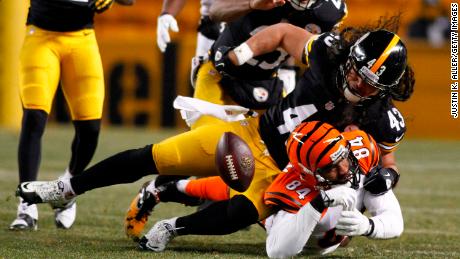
[{"x1": 215, "y1": 132, "x2": 255, "y2": 192}]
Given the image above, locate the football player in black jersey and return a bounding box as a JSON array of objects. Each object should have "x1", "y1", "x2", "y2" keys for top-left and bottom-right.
[
  {"x1": 192, "y1": 0, "x2": 347, "y2": 128},
  {"x1": 152, "y1": 0, "x2": 348, "y2": 213},
  {"x1": 221, "y1": 15, "x2": 413, "y2": 187},
  {"x1": 16, "y1": 16, "x2": 415, "y2": 252},
  {"x1": 9, "y1": 0, "x2": 133, "y2": 231}
]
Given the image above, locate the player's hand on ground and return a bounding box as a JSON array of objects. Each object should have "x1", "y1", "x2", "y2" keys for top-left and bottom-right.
[
  {"x1": 157, "y1": 14, "x2": 179, "y2": 52},
  {"x1": 89, "y1": 0, "x2": 114, "y2": 13},
  {"x1": 336, "y1": 209, "x2": 373, "y2": 236},
  {"x1": 322, "y1": 186, "x2": 356, "y2": 210}
]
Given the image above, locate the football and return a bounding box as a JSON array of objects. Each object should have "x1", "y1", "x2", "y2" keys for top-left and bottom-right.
[{"x1": 215, "y1": 132, "x2": 255, "y2": 192}]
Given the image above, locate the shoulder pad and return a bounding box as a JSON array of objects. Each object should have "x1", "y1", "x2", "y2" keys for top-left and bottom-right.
[{"x1": 302, "y1": 32, "x2": 340, "y2": 66}]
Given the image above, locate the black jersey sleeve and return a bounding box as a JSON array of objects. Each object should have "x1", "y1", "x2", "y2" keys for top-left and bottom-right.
[
  {"x1": 363, "y1": 103, "x2": 406, "y2": 154},
  {"x1": 301, "y1": 32, "x2": 340, "y2": 72}
]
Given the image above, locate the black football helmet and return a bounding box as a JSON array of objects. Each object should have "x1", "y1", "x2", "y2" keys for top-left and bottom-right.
[{"x1": 340, "y1": 30, "x2": 407, "y2": 103}]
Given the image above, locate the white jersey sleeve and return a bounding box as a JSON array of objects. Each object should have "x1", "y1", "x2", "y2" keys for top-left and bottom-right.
[
  {"x1": 363, "y1": 189, "x2": 404, "y2": 239},
  {"x1": 265, "y1": 204, "x2": 321, "y2": 259}
]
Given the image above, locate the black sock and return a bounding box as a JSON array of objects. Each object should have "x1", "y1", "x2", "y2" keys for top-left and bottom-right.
[
  {"x1": 70, "y1": 144, "x2": 157, "y2": 194},
  {"x1": 18, "y1": 109, "x2": 48, "y2": 183},
  {"x1": 155, "y1": 175, "x2": 189, "y2": 186},
  {"x1": 68, "y1": 119, "x2": 101, "y2": 175},
  {"x1": 175, "y1": 195, "x2": 259, "y2": 235}
]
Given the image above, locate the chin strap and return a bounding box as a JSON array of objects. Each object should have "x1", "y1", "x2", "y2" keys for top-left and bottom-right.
[{"x1": 343, "y1": 87, "x2": 362, "y2": 103}]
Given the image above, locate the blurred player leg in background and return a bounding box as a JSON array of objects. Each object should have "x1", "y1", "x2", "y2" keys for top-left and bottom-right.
[{"x1": 10, "y1": 0, "x2": 134, "y2": 231}]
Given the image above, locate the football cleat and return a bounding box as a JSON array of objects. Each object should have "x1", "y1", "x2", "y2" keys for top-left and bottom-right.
[
  {"x1": 138, "y1": 218, "x2": 178, "y2": 252},
  {"x1": 9, "y1": 197, "x2": 38, "y2": 231},
  {"x1": 53, "y1": 169, "x2": 77, "y2": 229},
  {"x1": 17, "y1": 180, "x2": 74, "y2": 207},
  {"x1": 53, "y1": 199, "x2": 77, "y2": 229},
  {"x1": 124, "y1": 181, "x2": 160, "y2": 241}
]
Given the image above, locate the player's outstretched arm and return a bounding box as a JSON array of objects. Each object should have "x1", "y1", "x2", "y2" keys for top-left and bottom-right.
[
  {"x1": 227, "y1": 23, "x2": 313, "y2": 66},
  {"x1": 210, "y1": 0, "x2": 286, "y2": 22},
  {"x1": 266, "y1": 206, "x2": 321, "y2": 258},
  {"x1": 265, "y1": 186, "x2": 356, "y2": 258},
  {"x1": 157, "y1": 0, "x2": 185, "y2": 52},
  {"x1": 160, "y1": 0, "x2": 186, "y2": 16},
  {"x1": 336, "y1": 189, "x2": 403, "y2": 239}
]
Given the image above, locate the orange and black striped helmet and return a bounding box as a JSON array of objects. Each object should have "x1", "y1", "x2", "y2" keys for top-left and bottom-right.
[{"x1": 286, "y1": 121, "x2": 359, "y2": 187}]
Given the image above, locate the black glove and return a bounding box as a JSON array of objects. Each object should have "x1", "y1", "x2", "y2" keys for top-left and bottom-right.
[
  {"x1": 213, "y1": 45, "x2": 237, "y2": 76},
  {"x1": 364, "y1": 166, "x2": 400, "y2": 195},
  {"x1": 89, "y1": 0, "x2": 114, "y2": 13}
]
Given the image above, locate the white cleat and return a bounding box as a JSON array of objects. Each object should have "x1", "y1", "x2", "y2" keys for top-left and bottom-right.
[
  {"x1": 53, "y1": 170, "x2": 77, "y2": 229},
  {"x1": 17, "y1": 180, "x2": 75, "y2": 207},
  {"x1": 54, "y1": 199, "x2": 77, "y2": 229},
  {"x1": 139, "y1": 218, "x2": 179, "y2": 252},
  {"x1": 9, "y1": 197, "x2": 38, "y2": 231}
]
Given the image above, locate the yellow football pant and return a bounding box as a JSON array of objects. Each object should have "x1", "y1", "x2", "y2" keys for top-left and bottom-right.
[
  {"x1": 19, "y1": 26, "x2": 104, "y2": 120},
  {"x1": 153, "y1": 117, "x2": 281, "y2": 220},
  {"x1": 191, "y1": 61, "x2": 236, "y2": 129}
]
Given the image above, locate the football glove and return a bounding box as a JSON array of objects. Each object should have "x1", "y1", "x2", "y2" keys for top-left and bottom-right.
[
  {"x1": 157, "y1": 14, "x2": 179, "y2": 53},
  {"x1": 321, "y1": 186, "x2": 357, "y2": 211},
  {"x1": 213, "y1": 45, "x2": 236, "y2": 75},
  {"x1": 89, "y1": 0, "x2": 114, "y2": 13},
  {"x1": 336, "y1": 209, "x2": 374, "y2": 236},
  {"x1": 364, "y1": 166, "x2": 400, "y2": 195}
]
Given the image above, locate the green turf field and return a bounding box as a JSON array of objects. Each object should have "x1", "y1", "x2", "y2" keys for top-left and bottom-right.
[{"x1": 0, "y1": 125, "x2": 459, "y2": 258}]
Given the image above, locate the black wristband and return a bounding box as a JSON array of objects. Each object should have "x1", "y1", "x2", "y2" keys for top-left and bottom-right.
[
  {"x1": 364, "y1": 218, "x2": 375, "y2": 236},
  {"x1": 310, "y1": 192, "x2": 326, "y2": 212}
]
